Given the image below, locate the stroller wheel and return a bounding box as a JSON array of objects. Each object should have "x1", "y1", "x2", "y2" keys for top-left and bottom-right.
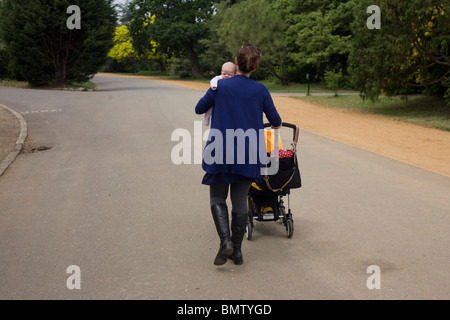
[
  {"x1": 286, "y1": 219, "x2": 294, "y2": 238},
  {"x1": 245, "y1": 220, "x2": 253, "y2": 240}
]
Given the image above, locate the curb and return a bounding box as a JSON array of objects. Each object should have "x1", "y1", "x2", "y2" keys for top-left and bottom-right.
[{"x1": 0, "y1": 104, "x2": 28, "y2": 178}]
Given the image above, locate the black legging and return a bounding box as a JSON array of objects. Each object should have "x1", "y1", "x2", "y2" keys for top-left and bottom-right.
[{"x1": 209, "y1": 181, "x2": 252, "y2": 214}]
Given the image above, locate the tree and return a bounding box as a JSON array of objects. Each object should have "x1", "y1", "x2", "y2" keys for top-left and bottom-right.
[
  {"x1": 217, "y1": 0, "x2": 291, "y2": 85},
  {"x1": 283, "y1": 0, "x2": 355, "y2": 80},
  {"x1": 0, "y1": 0, "x2": 116, "y2": 86},
  {"x1": 108, "y1": 23, "x2": 166, "y2": 71},
  {"x1": 109, "y1": 25, "x2": 139, "y2": 63},
  {"x1": 129, "y1": 0, "x2": 215, "y2": 78},
  {"x1": 324, "y1": 69, "x2": 343, "y2": 96},
  {"x1": 349, "y1": 0, "x2": 449, "y2": 100},
  {"x1": 198, "y1": 1, "x2": 238, "y2": 76}
]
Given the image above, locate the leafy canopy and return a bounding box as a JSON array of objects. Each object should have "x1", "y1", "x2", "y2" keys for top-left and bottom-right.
[{"x1": 0, "y1": 0, "x2": 116, "y2": 85}]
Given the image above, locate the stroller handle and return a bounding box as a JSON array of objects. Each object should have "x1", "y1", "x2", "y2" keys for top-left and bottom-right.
[
  {"x1": 264, "y1": 122, "x2": 299, "y2": 143},
  {"x1": 264, "y1": 122, "x2": 297, "y2": 130}
]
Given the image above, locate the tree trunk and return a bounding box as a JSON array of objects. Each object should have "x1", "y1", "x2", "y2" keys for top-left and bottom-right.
[
  {"x1": 54, "y1": 33, "x2": 70, "y2": 85},
  {"x1": 182, "y1": 44, "x2": 203, "y2": 79},
  {"x1": 157, "y1": 58, "x2": 166, "y2": 72},
  {"x1": 262, "y1": 61, "x2": 289, "y2": 86}
]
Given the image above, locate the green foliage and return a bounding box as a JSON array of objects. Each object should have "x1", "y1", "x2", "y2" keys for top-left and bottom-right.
[
  {"x1": 2, "y1": 0, "x2": 444, "y2": 102},
  {"x1": 122, "y1": 0, "x2": 449, "y2": 102},
  {"x1": 0, "y1": 0, "x2": 116, "y2": 86},
  {"x1": 169, "y1": 57, "x2": 192, "y2": 78},
  {"x1": 444, "y1": 77, "x2": 450, "y2": 105},
  {"x1": 349, "y1": 0, "x2": 449, "y2": 101},
  {"x1": 324, "y1": 69, "x2": 343, "y2": 96},
  {"x1": 198, "y1": 1, "x2": 236, "y2": 75},
  {"x1": 0, "y1": 43, "x2": 10, "y2": 80},
  {"x1": 284, "y1": 0, "x2": 355, "y2": 78},
  {"x1": 129, "y1": 0, "x2": 215, "y2": 78},
  {"x1": 65, "y1": 80, "x2": 96, "y2": 91},
  {"x1": 216, "y1": 0, "x2": 291, "y2": 85}
]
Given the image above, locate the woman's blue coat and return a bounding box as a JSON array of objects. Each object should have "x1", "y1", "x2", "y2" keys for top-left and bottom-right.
[{"x1": 195, "y1": 75, "x2": 282, "y2": 185}]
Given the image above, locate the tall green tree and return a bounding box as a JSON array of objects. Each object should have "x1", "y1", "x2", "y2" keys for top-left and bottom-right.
[
  {"x1": 349, "y1": 0, "x2": 449, "y2": 100},
  {"x1": 217, "y1": 0, "x2": 291, "y2": 85},
  {"x1": 283, "y1": 0, "x2": 355, "y2": 80},
  {"x1": 198, "y1": 1, "x2": 237, "y2": 76},
  {"x1": 129, "y1": 0, "x2": 215, "y2": 78},
  {"x1": 0, "y1": 0, "x2": 116, "y2": 86}
]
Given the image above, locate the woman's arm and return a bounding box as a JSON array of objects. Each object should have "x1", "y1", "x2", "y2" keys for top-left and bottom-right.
[
  {"x1": 195, "y1": 89, "x2": 216, "y2": 115},
  {"x1": 262, "y1": 91, "x2": 282, "y2": 128}
]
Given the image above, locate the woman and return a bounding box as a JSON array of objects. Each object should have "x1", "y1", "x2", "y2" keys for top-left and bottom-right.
[{"x1": 195, "y1": 44, "x2": 282, "y2": 266}]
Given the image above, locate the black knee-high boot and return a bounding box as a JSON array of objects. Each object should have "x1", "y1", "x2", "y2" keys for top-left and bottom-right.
[
  {"x1": 229, "y1": 212, "x2": 247, "y2": 265},
  {"x1": 211, "y1": 203, "x2": 233, "y2": 265}
]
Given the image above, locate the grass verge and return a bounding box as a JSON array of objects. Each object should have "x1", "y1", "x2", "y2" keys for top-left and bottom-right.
[
  {"x1": 0, "y1": 79, "x2": 96, "y2": 91},
  {"x1": 298, "y1": 95, "x2": 450, "y2": 131},
  {"x1": 64, "y1": 81, "x2": 96, "y2": 91},
  {"x1": 0, "y1": 80, "x2": 28, "y2": 88}
]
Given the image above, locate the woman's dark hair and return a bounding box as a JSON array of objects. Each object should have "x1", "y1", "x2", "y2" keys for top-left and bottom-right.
[{"x1": 236, "y1": 43, "x2": 262, "y2": 73}]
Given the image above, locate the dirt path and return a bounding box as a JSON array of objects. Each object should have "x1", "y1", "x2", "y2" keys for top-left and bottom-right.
[
  {"x1": 100, "y1": 74, "x2": 450, "y2": 177},
  {"x1": 275, "y1": 96, "x2": 450, "y2": 176}
]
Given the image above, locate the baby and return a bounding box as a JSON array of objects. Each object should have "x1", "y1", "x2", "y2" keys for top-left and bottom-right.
[{"x1": 204, "y1": 62, "x2": 237, "y2": 126}]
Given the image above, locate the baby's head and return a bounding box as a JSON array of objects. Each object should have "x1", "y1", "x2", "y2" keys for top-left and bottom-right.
[{"x1": 221, "y1": 62, "x2": 236, "y2": 79}]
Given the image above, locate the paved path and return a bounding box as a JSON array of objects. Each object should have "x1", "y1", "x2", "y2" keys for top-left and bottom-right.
[{"x1": 0, "y1": 74, "x2": 449, "y2": 299}]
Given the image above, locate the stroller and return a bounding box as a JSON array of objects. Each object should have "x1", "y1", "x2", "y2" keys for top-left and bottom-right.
[{"x1": 246, "y1": 122, "x2": 302, "y2": 239}]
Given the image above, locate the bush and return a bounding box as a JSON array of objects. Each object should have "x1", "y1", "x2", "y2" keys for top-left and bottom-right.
[
  {"x1": 444, "y1": 77, "x2": 450, "y2": 105},
  {"x1": 169, "y1": 57, "x2": 192, "y2": 78},
  {"x1": 324, "y1": 69, "x2": 343, "y2": 96}
]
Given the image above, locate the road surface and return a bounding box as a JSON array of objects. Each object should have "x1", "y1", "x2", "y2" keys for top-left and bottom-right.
[{"x1": 0, "y1": 74, "x2": 449, "y2": 300}]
